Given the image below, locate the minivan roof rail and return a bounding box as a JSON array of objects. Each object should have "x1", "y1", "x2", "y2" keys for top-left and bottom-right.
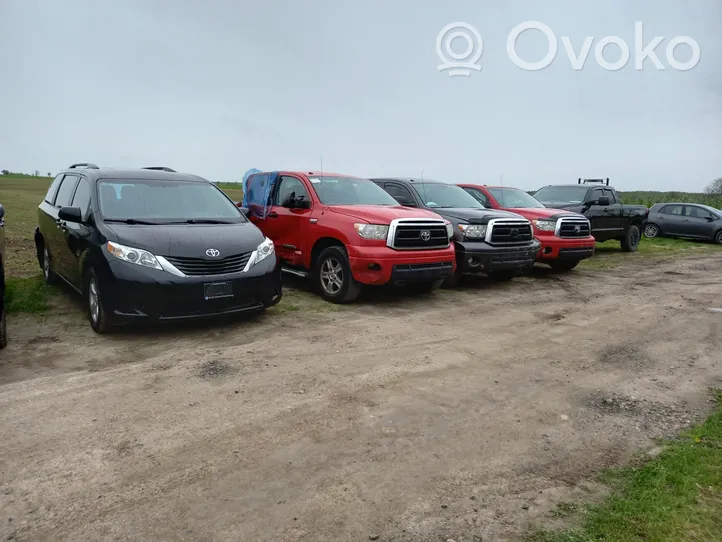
[
  {"x1": 578, "y1": 177, "x2": 609, "y2": 186},
  {"x1": 142, "y1": 166, "x2": 176, "y2": 172},
  {"x1": 68, "y1": 162, "x2": 99, "y2": 169}
]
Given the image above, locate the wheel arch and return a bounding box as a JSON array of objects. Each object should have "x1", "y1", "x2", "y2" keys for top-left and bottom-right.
[{"x1": 309, "y1": 237, "x2": 347, "y2": 269}]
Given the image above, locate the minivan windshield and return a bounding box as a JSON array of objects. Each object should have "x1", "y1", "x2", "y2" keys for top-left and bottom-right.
[
  {"x1": 534, "y1": 186, "x2": 589, "y2": 204},
  {"x1": 310, "y1": 176, "x2": 399, "y2": 206},
  {"x1": 488, "y1": 187, "x2": 545, "y2": 209},
  {"x1": 412, "y1": 183, "x2": 484, "y2": 209},
  {"x1": 98, "y1": 179, "x2": 244, "y2": 223}
]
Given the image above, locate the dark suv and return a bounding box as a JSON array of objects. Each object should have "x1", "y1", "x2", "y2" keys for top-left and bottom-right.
[
  {"x1": 371, "y1": 177, "x2": 541, "y2": 286},
  {"x1": 34, "y1": 163, "x2": 282, "y2": 333},
  {"x1": 0, "y1": 201, "x2": 6, "y2": 348}
]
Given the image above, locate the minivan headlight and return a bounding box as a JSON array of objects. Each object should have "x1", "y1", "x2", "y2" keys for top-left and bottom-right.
[
  {"x1": 252, "y1": 237, "x2": 275, "y2": 266},
  {"x1": 354, "y1": 223, "x2": 389, "y2": 240},
  {"x1": 106, "y1": 241, "x2": 162, "y2": 270}
]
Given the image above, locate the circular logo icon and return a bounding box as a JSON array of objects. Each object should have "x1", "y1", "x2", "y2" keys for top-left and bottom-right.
[
  {"x1": 574, "y1": 225, "x2": 581, "y2": 233},
  {"x1": 205, "y1": 248, "x2": 220, "y2": 257},
  {"x1": 420, "y1": 230, "x2": 431, "y2": 241},
  {"x1": 510, "y1": 229, "x2": 519, "y2": 239},
  {"x1": 436, "y1": 22, "x2": 484, "y2": 77}
]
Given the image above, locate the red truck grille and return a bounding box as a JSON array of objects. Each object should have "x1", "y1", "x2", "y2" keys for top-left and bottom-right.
[
  {"x1": 556, "y1": 217, "x2": 591, "y2": 238},
  {"x1": 387, "y1": 219, "x2": 450, "y2": 250}
]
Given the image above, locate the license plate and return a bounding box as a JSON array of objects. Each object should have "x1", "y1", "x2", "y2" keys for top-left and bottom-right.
[{"x1": 204, "y1": 282, "x2": 233, "y2": 300}]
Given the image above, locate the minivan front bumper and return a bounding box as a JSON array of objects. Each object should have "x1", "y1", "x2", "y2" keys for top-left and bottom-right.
[{"x1": 103, "y1": 255, "x2": 282, "y2": 323}]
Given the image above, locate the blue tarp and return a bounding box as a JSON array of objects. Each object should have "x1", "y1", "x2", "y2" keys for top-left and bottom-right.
[{"x1": 242, "y1": 170, "x2": 279, "y2": 219}]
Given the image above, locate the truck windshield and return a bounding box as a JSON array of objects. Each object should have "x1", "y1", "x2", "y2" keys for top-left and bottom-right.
[
  {"x1": 309, "y1": 176, "x2": 399, "y2": 206},
  {"x1": 412, "y1": 183, "x2": 483, "y2": 209},
  {"x1": 98, "y1": 178, "x2": 244, "y2": 222},
  {"x1": 533, "y1": 186, "x2": 589, "y2": 204},
  {"x1": 487, "y1": 187, "x2": 545, "y2": 208}
]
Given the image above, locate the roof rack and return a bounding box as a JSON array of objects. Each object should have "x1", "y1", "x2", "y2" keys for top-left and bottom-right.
[
  {"x1": 578, "y1": 177, "x2": 609, "y2": 186},
  {"x1": 68, "y1": 162, "x2": 99, "y2": 169},
  {"x1": 142, "y1": 166, "x2": 176, "y2": 172}
]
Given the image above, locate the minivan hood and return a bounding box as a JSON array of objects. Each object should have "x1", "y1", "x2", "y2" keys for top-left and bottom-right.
[
  {"x1": 103, "y1": 222, "x2": 265, "y2": 258},
  {"x1": 433, "y1": 207, "x2": 526, "y2": 224},
  {"x1": 328, "y1": 205, "x2": 444, "y2": 223}
]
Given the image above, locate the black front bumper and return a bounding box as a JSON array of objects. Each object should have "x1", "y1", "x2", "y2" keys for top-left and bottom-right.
[
  {"x1": 557, "y1": 247, "x2": 595, "y2": 260},
  {"x1": 105, "y1": 258, "x2": 282, "y2": 323},
  {"x1": 390, "y1": 261, "x2": 454, "y2": 283},
  {"x1": 456, "y1": 240, "x2": 541, "y2": 274}
]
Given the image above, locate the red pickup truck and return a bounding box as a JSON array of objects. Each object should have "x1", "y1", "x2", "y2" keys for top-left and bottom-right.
[
  {"x1": 458, "y1": 184, "x2": 596, "y2": 271},
  {"x1": 240, "y1": 171, "x2": 456, "y2": 302}
]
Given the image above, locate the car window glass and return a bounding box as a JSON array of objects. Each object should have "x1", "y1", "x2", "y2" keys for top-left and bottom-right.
[
  {"x1": 383, "y1": 183, "x2": 416, "y2": 206},
  {"x1": 662, "y1": 205, "x2": 683, "y2": 215},
  {"x1": 71, "y1": 178, "x2": 92, "y2": 217},
  {"x1": 463, "y1": 187, "x2": 489, "y2": 206},
  {"x1": 686, "y1": 206, "x2": 713, "y2": 219},
  {"x1": 54, "y1": 175, "x2": 80, "y2": 207},
  {"x1": 44, "y1": 174, "x2": 65, "y2": 204},
  {"x1": 602, "y1": 189, "x2": 616, "y2": 203},
  {"x1": 275, "y1": 176, "x2": 309, "y2": 206}
]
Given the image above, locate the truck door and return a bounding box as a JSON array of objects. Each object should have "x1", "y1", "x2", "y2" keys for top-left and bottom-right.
[
  {"x1": 584, "y1": 187, "x2": 614, "y2": 237},
  {"x1": 602, "y1": 188, "x2": 625, "y2": 232},
  {"x1": 266, "y1": 175, "x2": 312, "y2": 266}
]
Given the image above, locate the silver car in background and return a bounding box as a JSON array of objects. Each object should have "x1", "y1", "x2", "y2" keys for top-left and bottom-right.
[{"x1": 644, "y1": 203, "x2": 722, "y2": 245}]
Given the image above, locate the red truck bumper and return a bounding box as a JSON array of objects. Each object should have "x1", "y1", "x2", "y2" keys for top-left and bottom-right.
[
  {"x1": 346, "y1": 245, "x2": 456, "y2": 285},
  {"x1": 536, "y1": 236, "x2": 596, "y2": 262}
]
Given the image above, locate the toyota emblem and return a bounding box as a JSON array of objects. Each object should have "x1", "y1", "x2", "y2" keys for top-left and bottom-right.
[
  {"x1": 510, "y1": 228, "x2": 519, "y2": 239},
  {"x1": 574, "y1": 225, "x2": 581, "y2": 233},
  {"x1": 420, "y1": 230, "x2": 431, "y2": 241},
  {"x1": 205, "y1": 248, "x2": 220, "y2": 257}
]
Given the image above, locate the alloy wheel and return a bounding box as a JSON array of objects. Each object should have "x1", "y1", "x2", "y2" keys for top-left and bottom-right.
[
  {"x1": 320, "y1": 257, "x2": 343, "y2": 295},
  {"x1": 644, "y1": 224, "x2": 659, "y2": 238},
  {"x1": 88, "y1": 278, "x2": 100, "y2": 324},
  {"x1": 43, "y1": 248, "x2": 50, "y2": 278}
]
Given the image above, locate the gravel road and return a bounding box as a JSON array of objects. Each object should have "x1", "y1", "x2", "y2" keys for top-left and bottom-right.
[{"x1": 1, "y1": 255, "x2": 721, "y2": 541}]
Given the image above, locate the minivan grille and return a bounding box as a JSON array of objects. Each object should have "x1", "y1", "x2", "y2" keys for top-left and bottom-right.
[
  {"x1": 488, "y1": 219, "x2": 533, "y2": 245},
  {"x1": 389, "y1": 220, "x2": 449, "y2": 250},
  {"x1": 164, "y1": 252, "x2": 252, "y2": 276},
  {"x1": 557, "y1": 217, "x2": 591, "y2": 238}
]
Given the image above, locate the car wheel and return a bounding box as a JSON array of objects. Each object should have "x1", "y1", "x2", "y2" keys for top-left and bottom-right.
[
  {"x1": 42, "y1": 246, "x2": 58, "y2": 285},
  {"x1": 487, "y1": 270, "x2": 518, "y2": 281},
  {"x1": 715, "y1": 230, "x2": 722, "y2": 245},
  {"x1": 0, "y1": 306, "x2": 7, "y2": 349},
  {"x1": 548, "y1": 260, "x2": 580, "y2": 272},
  {"x1": 313, "y1": 246, "x2": 362, "y2": 303},
  {"x1": 621, "y1": 225, "x2": 640, "y2": 252},
  {"x1": 86, "y1": 268, "x2": 111, "y2": 333},
  {"x1": 644, "y1": 223, "x2": 660, "y2": 238}
]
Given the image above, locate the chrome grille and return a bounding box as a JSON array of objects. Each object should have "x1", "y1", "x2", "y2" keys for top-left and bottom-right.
[
  {"x1": 486, "y1": 219, "x2": 534, "y2": 245},
  {"x1": 387, "y1": 219, "x2": 449, "y2": 250},
  {"x1": 556, "y1": 217, "x2": 591, "y2": 238},
  {"x1": 164, "y1": 252, "x2": 252, "y2": 276}
]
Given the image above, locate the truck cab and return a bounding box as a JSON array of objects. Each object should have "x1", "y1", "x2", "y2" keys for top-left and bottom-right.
[
  {"x1": 242, "y1": 171, "x2": 456, "y2": 303},
  {"x1": 459, "y1": 184, "x2": 595, "y2": 271},
  {"x1": 532, "y1": 178, "x2": 649, "y2": 252},
  {"x1": 370, "y1": 177, "x2": 541, "y2": 287}
]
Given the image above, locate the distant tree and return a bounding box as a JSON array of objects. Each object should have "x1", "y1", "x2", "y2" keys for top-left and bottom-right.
[
  {"x1": 705, "y1": 178, "x2": 722, "y2": 195},
  {"x1": 47, "y1": 172, "x2": 52, "y2": 177},
  {"x1": 1, "y1": 170, "x2": 8, "y2": 175}
]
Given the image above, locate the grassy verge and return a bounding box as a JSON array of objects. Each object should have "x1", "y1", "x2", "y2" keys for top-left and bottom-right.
[
  {"x1": 528, "y1": 392, "x2": 722, "y2": 542},
  {"x1": 4, "y1": 275, "x2": 58, "y2": 314}
]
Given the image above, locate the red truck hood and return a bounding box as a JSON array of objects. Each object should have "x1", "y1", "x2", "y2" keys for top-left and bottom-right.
[
  {"x1": 498, "y1": 207, "x2": 583, "y2": 220},
  {"x1": 328, "y1": 205, "x2": 444, "y2": 223}
]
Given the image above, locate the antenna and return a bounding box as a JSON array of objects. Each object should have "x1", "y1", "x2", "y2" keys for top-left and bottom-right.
[
  {"x1": 499, "y1": 173, "x2": 505, "y2": 207},
  {"x1": 320, "y1": 156, "x2": 323, "y2": 174},
  {"x1": 419, "y1": 168, "x2": 430, "y2": 208}
]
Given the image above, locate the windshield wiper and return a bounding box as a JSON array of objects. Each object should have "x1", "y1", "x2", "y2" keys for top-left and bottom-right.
[
  {"x1": 104, "y1": 218, "x2": 162, "y2": 225},
  {"x1": 174, "y1": 219, "x2": 235, "y2": 224}
]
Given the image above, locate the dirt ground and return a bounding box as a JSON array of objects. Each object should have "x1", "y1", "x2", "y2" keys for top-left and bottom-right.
[{"x1": 1, "y1": 255, "x2": 721, "y2": 542}]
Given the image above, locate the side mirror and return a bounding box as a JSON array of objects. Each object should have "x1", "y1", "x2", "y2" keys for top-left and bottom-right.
[
  {"x1": 295, "y1": 197, "x2": 311, "y2": 209},
  {"x1": 597, "y1": 196, "x2": 611, "y2": 206},
  {"x1": 706, "y1": 216, "x2": 715, "y2": 222},
  {"x1": 0, "y1": 204, "x2": 5, "y2": 220},
  {"x1": 239, "y1": 207, "x2": 250, "y2": 217},
  {"x1": 58, "y1": 206, "x2": 82, "y2": 222}
]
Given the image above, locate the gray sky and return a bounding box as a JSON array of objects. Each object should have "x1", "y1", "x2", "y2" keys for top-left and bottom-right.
[{"x1": 1, "y1": 0, "x2": 720, "y2": 191}]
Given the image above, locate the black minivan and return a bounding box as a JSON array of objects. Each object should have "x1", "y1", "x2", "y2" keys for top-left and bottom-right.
[{"x1": 35, "y1": 164, "x2": 282, "y2": 333}]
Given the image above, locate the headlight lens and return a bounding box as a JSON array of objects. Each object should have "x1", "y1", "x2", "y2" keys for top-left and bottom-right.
[
  {"x1": 533, "y1": 219, "x2": 557, "y2": 232},
  {"x1": 354, "y1": 223, "x2": 389, "y2": 240},
  {"x1": 445, "y1": 221, "x2": 453, "y2": 238},
  {"x1": 252, "y1": 237, "x2": 275, "y2": 266},
  {"x1": 458, "y1": 224, "x2": 487, "y2": 239},
  {"x1": 106, "y1": 241, "x2": 162, "y2": 270}
]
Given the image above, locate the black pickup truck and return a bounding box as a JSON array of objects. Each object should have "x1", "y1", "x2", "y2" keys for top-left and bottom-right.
[
  {"x1": 371, "y1": 177, "x2": 541, "y2": 287},
  {"x1": 533, "y1": 178, "x2": 648, "y2": 252}
]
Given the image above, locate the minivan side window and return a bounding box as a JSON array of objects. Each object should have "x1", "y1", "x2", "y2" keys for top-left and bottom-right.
[
  {"x1": 44, "y1": 174, "x2": 65, "y2": 204},
  {"x1": 54, "y1": 175, "x2": 80, "y2": 208},
  {"x1": 71, "y1": 178, "x2": 92, "y2": 219}
]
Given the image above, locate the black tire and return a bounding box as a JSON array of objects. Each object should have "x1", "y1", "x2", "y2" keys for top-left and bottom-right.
[
  {"x1": 441, "y1": 269, "x2": 461, "y2": 289},
  {"x1": 85, "y1": 268, "x2": 112, "y2": 333},
  {"x1": 407, "y1": 278, "x2": 444, "y2": 294},
  {"x1": 42, "y1": 246, "x2": 58, "y2": 285},
  {"x1": 313, "y1": 246, "x2": 362, "y2": 303},
  {"x1": 0, "y1": 306, "x2": 7, "y2": 349},
  {"x1": 715, "y1": 230, "x2": 722, "y2": 245},
  {"x1": 548, "y1": 260, "x2": 580, "y2": 272},
  {"x1": 644, "y1": 223, "x2": 660, "y2": 239},
  {"x1": 621, "y1": 225, "x2": 641, "y2": 252},
  {"x1": 487, "y1": 269, "x2": 518, "y2": 281}
]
